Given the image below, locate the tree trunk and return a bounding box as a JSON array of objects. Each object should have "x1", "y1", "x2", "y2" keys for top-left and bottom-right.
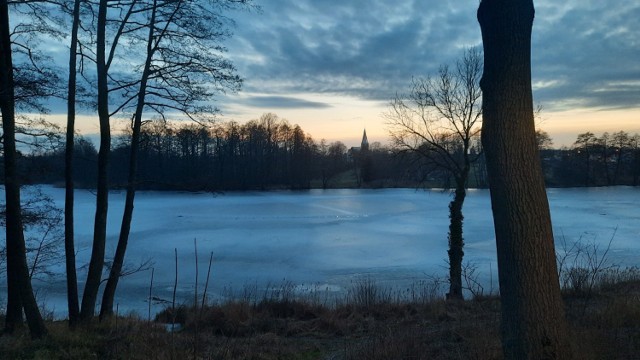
[
  {"x1": 100, "y1": 0, "x2": 157, "y2": 319},
  {"x1": 634, "y1": 149, "x2": 640, "y2": 186},
  {"x1": 3, "y1": 237, "x2": 23, "y2": 334},
  {"x1": 602, "y1": 147, "x2": 611, "y2": 185},
  {"x1": 1, "y1": 0, "x2": 22, "y2": 334},
  {"x1": 64, "y1": 0, "x2": 81, "y2": 327},
  {"x1": 98, "y1": 178, "x2": 135, "y2": 320},
  {"x1": 585, "y1": 150, "x2": 590, "y2": 187},
  {"x1": 613, "y1": 149, "x2": 622, "y2": 185},
  {"x1": 0, "y1": 0, "x2": 48, "y2": 338},
  {"x1": 477, "y1": 1, "x2": 573, "y2": 359},
  {"x1": 446, "y1": 178, "x2": 466, "y2": 300},
  {"x1": 80, "y1": 0, "x2": 109, "y2": 321}
]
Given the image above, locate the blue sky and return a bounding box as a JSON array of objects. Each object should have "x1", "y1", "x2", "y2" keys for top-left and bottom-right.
[{"x1": 217, "y1": 0, "x2": 640, "y2": 146}]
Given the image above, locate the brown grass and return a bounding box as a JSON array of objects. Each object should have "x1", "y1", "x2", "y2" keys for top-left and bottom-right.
[{"x1": 1, "y1": 277, "x2": 639, "y2": 359}]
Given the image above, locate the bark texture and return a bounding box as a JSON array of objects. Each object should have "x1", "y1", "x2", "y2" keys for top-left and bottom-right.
[{"x1": 477, "y1": 1, "x2": 573, "y2": 358}]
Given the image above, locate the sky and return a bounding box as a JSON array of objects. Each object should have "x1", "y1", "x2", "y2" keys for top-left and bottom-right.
[
  {"x1": 213, "y1": 0, "x2": 640, "y2": 147},
  {"x1": 37, "y1": 0, "x2": 640, "y2": 148}
]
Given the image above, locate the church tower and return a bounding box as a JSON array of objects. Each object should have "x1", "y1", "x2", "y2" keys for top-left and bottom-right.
[{"x1": 361, "y1": 129, "x2": 369, "y2": 152}]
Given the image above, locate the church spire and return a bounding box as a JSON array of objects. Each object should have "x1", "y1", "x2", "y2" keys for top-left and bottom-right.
[{"x1": 361, "y1": 129, "x2": 369, "y2": 152}]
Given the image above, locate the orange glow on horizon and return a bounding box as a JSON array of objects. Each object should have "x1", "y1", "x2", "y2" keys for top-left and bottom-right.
[
  {"x1": 539, "y1": 107, "x2": 640, "y2": 147},
  {"x1": 37, "y1": 102, "x2": 639, "y2": 150}
]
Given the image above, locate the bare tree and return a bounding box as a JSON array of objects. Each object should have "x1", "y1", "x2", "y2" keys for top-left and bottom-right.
[
  {"x1": 0, "y1": 0, "x2": 47, "y2": 338},
  {"x1": 320, "y1": 140, "x2": 348, "y2": 188},
  {"x1": 385, "y1": 48, "x2": 483, "y2": 300},
  {"x1": 98, "y1": 0, "x2": 252, "y2": 319},
  {"x1": 1, "y1": 188, "x2": 65, "y2": 281},
  {"x1": 535, "y1": 129, "x2": 553, "y2": 150},
  {"x1": 477, "y1": 0, "x2": 573, "y2": 358},
  {"x1": 64, "y1": 0, "x2": 82, "y2": 327},
  {"x1": 79, "y1": 0, "x2": 110, "y2": 321},
  {"x1": 597, "y1": 132, "x2": 612, "y2": 185},
  {"x1": 611, "y1": 130, "x2": 630, "y2": 185},
  {"x1": 574, "y1": 131, "x2": 596, "y2": 187},
  {"x1": 632, "y1": 134, "x2": 640, "y2": 186}
]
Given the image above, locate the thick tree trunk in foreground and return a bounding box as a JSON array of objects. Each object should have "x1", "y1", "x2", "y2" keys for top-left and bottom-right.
[
  {"x1": 80, "y1": 0, "x2": 110, "y2": 321},
  {"x1": 65, "y1": 0, "x2": 82, "y2": 327},
  {"x1": 477, "y1": 1, "x2": 573, "y2": 359},
  {"x1": 0, "y1": 0, "x2": 47, "y2": 338}
]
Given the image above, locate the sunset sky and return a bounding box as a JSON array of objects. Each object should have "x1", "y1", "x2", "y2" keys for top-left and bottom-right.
[
  {"x1": 39, "y1": 0, "x2": 640, "y2": 148},
  {"x1": 216, "y1": 0, "x2": 639, "y2": 147}
]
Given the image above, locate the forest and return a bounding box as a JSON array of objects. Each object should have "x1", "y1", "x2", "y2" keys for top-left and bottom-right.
[{"x1": 12, "y1": 119, "x2": 640, "y2": 191}]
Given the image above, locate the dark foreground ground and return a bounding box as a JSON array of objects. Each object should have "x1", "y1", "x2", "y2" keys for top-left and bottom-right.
[{"x1": 1, "y1": 278, "x2": 639, "y2": 360}]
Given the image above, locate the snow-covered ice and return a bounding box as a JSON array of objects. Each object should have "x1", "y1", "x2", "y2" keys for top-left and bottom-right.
[{"x1": 2, "y1": 186, "x2": 639, "y2": 318}]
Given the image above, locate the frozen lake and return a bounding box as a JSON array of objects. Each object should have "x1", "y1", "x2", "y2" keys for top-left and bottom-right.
[{"x1": 3, "y1": 186, "x2": 640, "y2": 318}]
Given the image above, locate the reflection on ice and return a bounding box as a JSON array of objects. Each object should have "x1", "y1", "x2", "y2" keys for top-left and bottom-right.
[{"x1": 1, "y1": 186, "x2": 639, "y2": 318}]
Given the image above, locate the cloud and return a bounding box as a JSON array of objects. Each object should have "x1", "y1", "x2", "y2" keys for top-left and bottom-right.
[
  {"x1": 530, "y1": 1, "x2": 640, "y2": 110},
  {"x1": 26, "y1": 0, "x2": 638, "y2": 121},
  {"x1": 242, "y1": 95, "x2": 332, "y2": 109},
  {"x1": 229, "y1": 0, "x2": 480, "y2": 101},
  {"x1": 227, "y1": 0, "x2": 640, "y2": 111}
]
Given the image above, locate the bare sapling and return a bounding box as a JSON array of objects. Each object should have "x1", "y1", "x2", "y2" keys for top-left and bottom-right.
[
  {"x1": 193, "y1": 238, "x2": 199, "y2": 359},
  {"x1": 556, "y1": 228, "x2": 618, "y2": 295},
  {"x1": 148, "y1": 267, "x2": 154, "y2": 322},
  {"x1": 172, "y1": 248, "x2": 178, "y2": 358},
  {"x1": 201, "y1": 252, "x2": 214, "y2": 309},
  {"x1": 194, "y1": 238, "x2": 199, "y2": 310}
]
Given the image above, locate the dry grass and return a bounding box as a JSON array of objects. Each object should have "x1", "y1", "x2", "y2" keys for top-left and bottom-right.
[{"x1": 1, "y1": 276, "x2": 639, "y2": 360}]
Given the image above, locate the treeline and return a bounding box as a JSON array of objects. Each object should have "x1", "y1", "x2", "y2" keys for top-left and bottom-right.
[
  {"x1": 14, "y1": 123, "x2": 640, "y2": 190},
  {"x1": 19, "y1": 114, "x2": 411, "y2": 190},
  {"x1": 540, "y1": 131, "x2": 640, "y2": 187}
]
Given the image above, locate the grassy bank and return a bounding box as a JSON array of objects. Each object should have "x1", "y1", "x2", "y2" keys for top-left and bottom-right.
[{"x1": 1, "y1": 273, "x2": 639, "y2": 360}]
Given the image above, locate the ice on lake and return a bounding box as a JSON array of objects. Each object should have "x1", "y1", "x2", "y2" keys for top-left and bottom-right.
[{"x1": 2, "y1": 186, "x2": 639, "y2": 318}]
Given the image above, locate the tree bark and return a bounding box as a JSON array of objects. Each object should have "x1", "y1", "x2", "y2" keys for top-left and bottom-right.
[
  {"x1": 64, "y1": 0, "x2": 81, "y2": 327},
  {"x1": 0, "y1": 0, "x2": 47, "y2": 338},
  {"x1": 477, "y1": 1, "x2": 573, "y2": 359},
  {"x1": 80, "y1": 0, "x2": 110, "y2": 321}
]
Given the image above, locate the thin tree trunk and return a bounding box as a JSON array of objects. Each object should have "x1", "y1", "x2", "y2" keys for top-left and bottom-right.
[
  {"x1": 446, "y1": 177, "x2": 466, "y2": 300},
  {"x1": 585, "y1": 150, "x2": 590, "y2": 187},
  {"x1": 634, "y1": 149, "x2": 640, "y2": 186},
  {"x1": 613, "y1": 149, "x2": 622, "y2": 185},
  {"x1": 603, "y1": 147, "x2": 611, "y2": 185},
  {"x1": 100, "y1": 0, "x2": 159, "y2": 319},
  {"x1": 0, "y1": 0, "x2": 47, "y2": 338},
  {"x1": 477, "y1": 1, "x2": 573, "y2": 359},
  {"x1": 64, "y1": 0, "x2": 82, "y2": 327},
  {"x1": 80, "y1": 0, "x2": 109, "y2": 321}
]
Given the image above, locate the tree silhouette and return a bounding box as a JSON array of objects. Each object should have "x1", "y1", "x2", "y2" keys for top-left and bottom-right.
[{"x1": 386, "y1": 48, "x2": 483, "y2": 300}]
